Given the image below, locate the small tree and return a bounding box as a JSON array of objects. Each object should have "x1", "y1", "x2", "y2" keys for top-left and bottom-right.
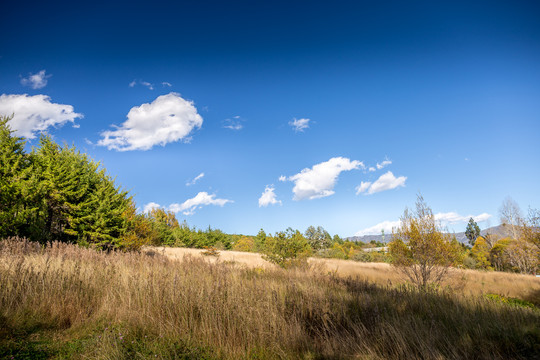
[
  {"x1": 388, "y1": 195, "x2": 461, "y2": 289},
  {"x1": 304, "y1": 225, "x2": 331, "y2": 250},
  {"x1": 262, "y1": 228, "x2": 311, "y2": 268},
  {"x1": 465, "y1": 217, "x2": 481, "y2": 247}
]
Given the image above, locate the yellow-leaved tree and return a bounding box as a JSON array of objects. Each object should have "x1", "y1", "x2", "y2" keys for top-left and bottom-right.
[{"x1": 389, "y1": 195, "x2": 462, "y2": 289}]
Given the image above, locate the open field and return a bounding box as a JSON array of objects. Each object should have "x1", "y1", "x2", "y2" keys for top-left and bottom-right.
[
  {"x1": 151, "y1": 246, "x2": 540, "y2": 301},
  {"x1": 1, "y1": 238, "x2": 539, "y2": 359}
]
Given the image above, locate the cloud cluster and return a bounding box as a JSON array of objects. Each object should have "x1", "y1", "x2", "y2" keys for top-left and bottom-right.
[
  {"x1": 289, "y1": 118, "x2": 310, "y2": 132},
  {"x1": 20, "y1": 70, "x2": 51, "y2": 89},
  {"x1": 98, "y1": 93, "x2": 203, "y2": 151},
  {"x1": 258, "y1": 185, "x2": 281, "y2": 207},
  {"x1": 435, "y1": 212, "x2": 492, "y2": 224},
  {"x1": 355, "y1": 212, "x2": 492, "y2": 236},
  {"x1": 0, "y1": 94, "x2": 83, "y2": 138},
  {"x1": 168, "y1": 192, "x2": 232, "y2": 215},
  {"x1": 285, "y1": 157, "x2": 364, "y2": 200},
  {"x1": 223, "y1": 115, "x2": 243, "y2": 130},
  {"x1": 355, "y1": 220, "x2": 402, "y2": 236},
  {"x1": 356, "y1": 171, "x2": 407, "y2": 195},
  {"x1": 186, "y1": 172, "x2": 204, "y2": 186}
]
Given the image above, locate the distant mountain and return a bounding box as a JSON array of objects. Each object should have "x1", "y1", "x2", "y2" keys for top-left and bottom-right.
[{"x1": 346, "y1": 225, "x2": 511, "y2": 244}]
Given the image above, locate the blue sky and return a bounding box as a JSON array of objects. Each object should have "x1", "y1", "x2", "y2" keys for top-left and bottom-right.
[{"x1": 1, "y1": 0, "x2": 539, "y2": 237}]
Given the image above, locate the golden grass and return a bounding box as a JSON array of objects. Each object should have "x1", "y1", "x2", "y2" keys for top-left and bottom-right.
[
  {"x1": 1, "y1": 238, "x2": 539, "y2": 359},
  {"x1": 150, "y1": 246, "x2": 540, "y2": 303}
]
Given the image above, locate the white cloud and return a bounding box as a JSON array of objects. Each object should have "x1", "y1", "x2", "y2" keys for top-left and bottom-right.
[
  {"x1": 168, "y1": 192, "x2": 232, "y2": 215},
  {"x1": 223, "y1": 116, "x2": 243, "y2": 130},
  {"x1": 186, "y1": 172, "x2": 204, "y2": 186},
  {"x1": 286, "y1": 157, "x2": 364, "y2": 200},
  {"x1": 357, "y1": 171, "x2": 407, "y2": 195},
  {"x1": 98, "y1": 92, "x2": 203, "y2": 151},
  {"x1": 368, "y1": 167, "x2": 376, "y2": 172},
  {"x1": 355, "y1": 181, "x2": 372, "y2": 195},
  {"x1": 258, "y1": 185, "x2": 282, "y2": 207},
  {"x1": 278, "y1": 175, "x2": 287, "y2": 182},
  {"x1": 143, "y1": 202, "x2": 161, "y2": 213},
  {"x1": 376, "y1": 159, "x2": 392, "y2": 170},
  {"x1": 129, "y1": 80, "x2": 156, "y2": 90},
  {"x1": 355, "y1": 220, "x2": 402, "y2": 236},
  {"x1": 0, "y1": 94, "x2": 83, "y2": 138},
  {"x1": 435, "y1": 212, "x2": 492, "y2": 224},
  {"x1": 355, "y1": 212, "x2": 492, "y2": 236},
  {"x1": 141, "y1": 81, "x2": 154, "y2": 90},
  {"x1": 162, "y1": 82, "x2": 172, "y2": 87},
  {"x1": 289, "y1": 118, "x2": 310, "y2": 132},
  {"x1": 20, "y1": 70, "x2": 51, "y2": 89}
]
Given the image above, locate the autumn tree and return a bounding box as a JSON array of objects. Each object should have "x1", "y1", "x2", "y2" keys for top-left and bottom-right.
[
  {"x1": 465, "y1": 217, "x2": 481, "y2": 247},
  {"x1": 471, "y1": 236, "x2": 493, "y2": 270},
  {"x1": 388, "y1": 195, "x2": 462, "y2": 289}
]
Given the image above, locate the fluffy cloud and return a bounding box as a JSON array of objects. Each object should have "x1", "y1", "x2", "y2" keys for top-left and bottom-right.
[
  {"x1": 0, "y1": 94, "x2": 83, "y2": 138},
  {"x1": 355, "y1": 220, "x2": 402, "y2": 236},
  {"x1": 356, "y1": 171, "x2": 407, "y2": 195},
  {"x1": 289, "y1": 118, "x2": 310, "y2": 132},
  {"x1": 355, "y1": 212, "x2": 492, "y2": 236},
  {"x1": 435, "y1": 212, "x2": 492, "y2": 224},
  {"x1": 186, "y1": 172, "x2": 204, "y2": 186},
  {"x1": 98, "y1": 93, "x2": 203, "y2": 151},
  {"x1": 168, "y1": 192, "x2": 232, "y2": 215},
  {"x1": 162, "y1": 82, "x2": 172, "y2": 87},
  {"x1": 286, "y1": 157, "x2": 364, "y2": 200},
  {"x1": 258, "y1": 185, "x2": 282, "y2": 207},
  {"x1": 20, "y1": 70, "x2": 51, "y2": 89},
  {"x1": 143, "y1": 202, "x2": 161, "y2": 213}
]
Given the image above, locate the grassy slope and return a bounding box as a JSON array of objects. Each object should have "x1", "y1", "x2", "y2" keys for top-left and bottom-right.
[{"x1": 1, "y1": 239, "x2": 539, "y2": 360}]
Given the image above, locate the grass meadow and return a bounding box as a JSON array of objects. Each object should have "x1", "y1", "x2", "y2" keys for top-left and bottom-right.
[{"x1": 1, "y1": 238, "x2": 539, "y2": 359}]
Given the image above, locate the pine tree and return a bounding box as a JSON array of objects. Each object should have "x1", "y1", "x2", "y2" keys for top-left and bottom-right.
[
  {"x1": 0, "y1": 115, "x2": 36, "y2": 238},
  {"x1": 465, "y1": 217, "x2": 481, "y2": 247}
]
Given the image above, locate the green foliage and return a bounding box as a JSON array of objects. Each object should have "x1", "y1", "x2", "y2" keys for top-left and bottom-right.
[
  {"x1": 254, "y1": 228, "x2": 267, "y2": 251},
  {"x1": 262, "y1": 228, "x2": 312, "y2": 268},
  {"x1": 465, "y1": 217, "x2": 481, "y2": 246},
  {"x1": 0, "y1": 117, "x2": 131, "y2": 249},
  {"x1": 304, "y1": 225, "x2": 331, "y2": 250},
  {"x1": 0, "y1": 115, "x2": 35, "y2": 239},
  {"x1": 484, "y1": 294, "x2": 537, "y2": 310}
]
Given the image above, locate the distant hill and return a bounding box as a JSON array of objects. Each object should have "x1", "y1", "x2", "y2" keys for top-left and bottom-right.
[{"x1": 346, "y1": 225, "x2": 511, "y2": 244}]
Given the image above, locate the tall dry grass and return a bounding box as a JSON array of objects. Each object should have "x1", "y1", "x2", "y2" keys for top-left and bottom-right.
[
  {"x1": 152, "y1": 246, "x2": 540, "y2": 302},
  {"x1": 1, "y1": 238, "x2": 539, "y2": 359}
]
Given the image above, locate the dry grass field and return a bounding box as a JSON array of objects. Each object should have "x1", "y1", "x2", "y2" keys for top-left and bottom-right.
[
  {"x1": 151, "y1": 246, "x2": 540, "y2": 302},
  {"x1": 1, "y1": 239, "x2": 539, "y2": 359}
]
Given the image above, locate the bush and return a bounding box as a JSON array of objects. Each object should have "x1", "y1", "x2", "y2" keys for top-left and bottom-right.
[{"x1": 262, "y1": 228, "x2": 312, "y2": 268}]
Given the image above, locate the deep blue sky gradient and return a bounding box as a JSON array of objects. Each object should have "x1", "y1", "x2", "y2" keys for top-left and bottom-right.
[{"x1": 1, "y1": 0, "x2": 539, "y2": 236}]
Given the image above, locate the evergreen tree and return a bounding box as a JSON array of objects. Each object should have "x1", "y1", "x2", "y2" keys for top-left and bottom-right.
[
  {"x1": 465, "y1": 217, "x2": 481, "y2": 247},
  {"x1": 0, "y1": 115, "x2": 35, "y2": 238}
]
